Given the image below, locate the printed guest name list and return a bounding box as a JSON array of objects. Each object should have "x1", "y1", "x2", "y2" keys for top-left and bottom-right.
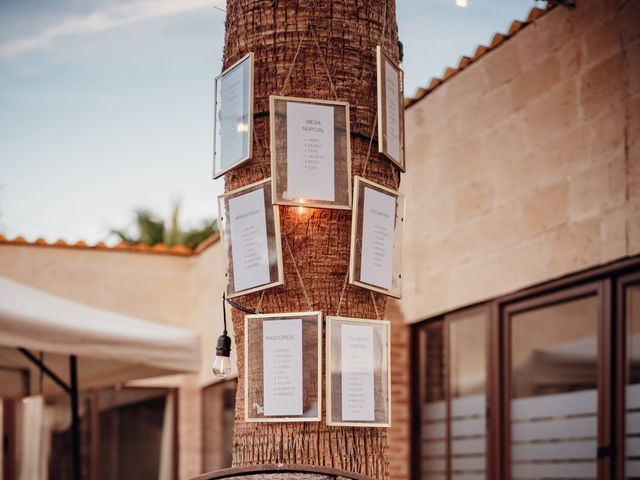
[
  {"x1": 219, "y1": 63, "x2": 247, "y2": 168},
  {"x1": 286, "y1": 102, "x2": 335, "y2": 202},
  {"x1": 360, "y1": 187, "x2": 396, "y2": 290},
  {"x1": 341, "y1": 324, "x2": 375, "y2": 421},
  {"x1": 263, "y1": 319, "x2": 303, "y2": 416},
  {"x1": 384, "y1": 60, "x2": 401, "y2": 162},
  {"x1": 228, "y1": 189, "x2": 270, "y2": 292}
]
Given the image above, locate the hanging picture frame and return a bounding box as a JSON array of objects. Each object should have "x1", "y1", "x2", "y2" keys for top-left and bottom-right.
[
  {"x1": 349, "y1": 176, "x2": 405, "y2": 298},
  {"x1": 270, "y1": 95, "x2": 352, "y2": 210},
  {"x1": 213, "y1": 52, "x2": 254, "y2": 179},
  {"x1": 376, "y1": 46, "x2": 406, "y2": 172},
  {"x1": 326, "y1": 316, "x2": 391, "y2": 427},
  {"x1": 244, "y1": 311, "x2": 322, "y2": 423},
  {"x1": 217, "y1": 178, "x2": 283, "y2": 298}
]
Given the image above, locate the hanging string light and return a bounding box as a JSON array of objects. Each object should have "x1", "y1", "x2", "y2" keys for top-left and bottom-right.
[{"x1": 212, "y1": 293, "x2": 232, "y2": 378}]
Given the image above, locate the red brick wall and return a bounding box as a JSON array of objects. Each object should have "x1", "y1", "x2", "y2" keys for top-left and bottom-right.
[{"x1": 388, "y1": 300, "x2": 410, "y2": 479}]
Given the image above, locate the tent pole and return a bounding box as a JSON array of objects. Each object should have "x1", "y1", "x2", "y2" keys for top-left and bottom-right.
[{"x1": 70, "y1": 355, "x2": 81, "y2": 480}]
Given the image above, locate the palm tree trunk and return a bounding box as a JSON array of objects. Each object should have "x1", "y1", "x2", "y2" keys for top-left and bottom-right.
[{"x1": 223, "y1": 1, "x2": 400, "y2": 477}]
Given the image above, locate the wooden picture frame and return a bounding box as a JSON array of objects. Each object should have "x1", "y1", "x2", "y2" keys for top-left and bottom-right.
[
  {"x1": 270, "y1": 95, "x2": 352, "y2": 210},
  {"x1": 217, "y1": 178, "x2": 283, "y2": 298},
  {"x1": 349, "y1": 176, "x2": 405, "y2": 299},
  {"x1": 244, "y1": 311, "x2": 322, "y2": 423},
  {"x1": 213, "y1": 52, "x2": 254, "y2": 179},
  {"x1": 326, "y1": 316, "x2": 391, "y2": 427},
  {"x1": 376, "y1": 46, "x2": 406, "y2": 172}
]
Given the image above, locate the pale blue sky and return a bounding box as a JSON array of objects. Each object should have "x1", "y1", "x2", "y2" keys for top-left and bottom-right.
[{"x1": 0, "y1": 0, "x2": 540, "y2": 244}]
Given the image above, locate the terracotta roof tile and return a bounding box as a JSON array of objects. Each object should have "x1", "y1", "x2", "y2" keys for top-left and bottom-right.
[
  {"x1": 507, "y1": 20, "x2": 524, "y2": 36},
  {"x1": 428, "y1": 77, "x2": 443, "y2": 89},
  {"x1": 443, "y1": 67, "x2": 457, "y2": 80},
  {"x1": 526, "y1": 6, "x2": 546, "y2": 22},
  {"x1": 472, "y1": 45, "x2": 489, "y2": 60},
  {"x1": 405, "y1": 4, "x2": 556, "y2": 109},
  {"x1": 414, "y1": 87, "x2": 429, "y2": 99},
  {"x1": 0, "y1": 234, "x2": 220, "y2": 257},
  {"x1": 193, "y1": 233, "x2": 221, "y2": 254},
  {"x1": 489, "y1": 32, "x2": 506, "y2": 48},
  {"x1": 457, "y1": 56, "x2": 472, "y2": 70}
]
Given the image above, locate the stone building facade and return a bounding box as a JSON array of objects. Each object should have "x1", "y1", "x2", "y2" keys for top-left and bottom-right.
[{"x1": 398, "y1": 0, "x2": 640, "y2": 478}]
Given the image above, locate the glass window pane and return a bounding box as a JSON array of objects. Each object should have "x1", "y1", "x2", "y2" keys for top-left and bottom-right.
[
  {"x1": 98, "y1": 388, "x2": 170, "y2": 480},
  {"x1": 418, "y1": 324, "x2": 446, "y2": 480},
  {"x1": 202, "y1": 380, "x2": 236, "y2": 472},
  {"x1": 510, "y1": 295, "x2": 599, "y2": 479},
  {"x1": 449, "y1": 311, "x2": 487, "y2": 480},
  {"x1": 625, "y1": 284, "x2": 640, "y2": 477}
]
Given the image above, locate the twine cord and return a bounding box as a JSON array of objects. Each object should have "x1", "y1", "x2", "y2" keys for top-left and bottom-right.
[
  {"x1": 255, "y1": 289, "x2": 266, "y2": 314},
  {"x1": 274, "y1": 5, "x2": 394, "y2": 319},
  {"x1": 279, "y1": 22, "x2": 340, "y2": 102},
  {"x1": 335, "y1": 270, "x2": 350, "y2": 317},
  {"x1": 283, "y1": 233, "x2": 314, "y2": 312},
  {"x1": 279, "y1": 21, "x2": 311, "y2": 96},
  {"x1": 310, "y1": 25, "x2": 339, "y2": 101},
  {"x1": 360, "y1": 115, "x2": 378, "y2": 178},
  {"x1": 370, "y1": 290, "x2": 381, "y2": 321}
]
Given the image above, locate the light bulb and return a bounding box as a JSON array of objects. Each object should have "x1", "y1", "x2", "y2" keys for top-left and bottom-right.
[
  {"x1": 297, "y1": 199, "x2": 306, "y2": 215},
  {"x1": 212, "y1": 332, "x2": 232, "y2": 378},
  {"x1": 212, "y1": 354, "x2": 231, "y2": 378}
]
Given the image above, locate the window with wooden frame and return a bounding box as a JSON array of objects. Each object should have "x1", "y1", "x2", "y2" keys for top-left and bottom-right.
[
  {"x1": 502, "y1": 283, "x2": 607, "y2": 479},
  {"x1": 617, "y1": 271, "x2": 640, "y2": 478},
  {"x1": 413, "y1": 306, "x2": 490, "y2": 479},
  {"x1": 412, "y1": 256, "x2": 640, "y2": 480},
  {"x1": 202, "y1": 379, "x2": 237, "y2": 472}
]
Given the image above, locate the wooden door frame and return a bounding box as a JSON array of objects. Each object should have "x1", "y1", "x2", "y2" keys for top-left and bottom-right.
[
  {"x1": 410, "y1": 255, "x2": 640, "y2": 480},
  {"x1": 89, "y1": 386, "x2": 178, "y2": 480},
  {"x1": 445, "y1": 305, "x2": 491, "y2": 480},
  {"x1": 411, "y1": 306, "x2": 491, "y2": 480},
  {"x1": 410, "y1": 319, "x2": 445, "y2": 480},
  {"x1": 499, "y1": 281, "x2": 611, "y2": 479},
  {"x1": 615, "y1": 270, "x2": 640, "y2": 478}
]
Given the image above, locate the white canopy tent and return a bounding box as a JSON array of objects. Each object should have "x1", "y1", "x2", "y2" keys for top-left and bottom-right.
[
  {"x1": 0, "y1": 276, "x2": 200, "y2": 396},
  {"x1": 0, "y1": 276, "x2": 201, "y2": 480}
]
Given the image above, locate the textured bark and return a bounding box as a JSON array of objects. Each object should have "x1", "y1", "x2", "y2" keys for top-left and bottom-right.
[{"x1": 223, "y1": 1, "x2": 400, "y2": 478}]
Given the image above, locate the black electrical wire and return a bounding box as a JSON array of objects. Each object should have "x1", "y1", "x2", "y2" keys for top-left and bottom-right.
[{"x1": 225, "y1": 295, "x2": 257, "y2": 315}]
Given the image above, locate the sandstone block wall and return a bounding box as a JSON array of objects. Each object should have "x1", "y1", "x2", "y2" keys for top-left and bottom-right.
[{"x1": 401, "y1": 0, "x2": 640, "y2": 323}]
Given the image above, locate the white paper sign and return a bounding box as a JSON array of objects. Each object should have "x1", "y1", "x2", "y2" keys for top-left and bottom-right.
[
  {"x1": 286, "y1": 102, "x2": 335, "y2": 202},
  {"x1": 341, "y1": 324, "x2": 375, "y2": 421},
  {"x1": 384, "y1": 59, "x2": 401, "y2": 162},
  {"x1": 219, "y1": 63, "x2": 248, "y2": 169},
  {"x1": 263, "y1": 319, "x2": 303, "y2": 416},
  {"x1": 228, "y1": 188, "x2": 270, "y2": 292},
  {"x1": 360, "y1": 187, "x2": 396, "y2": 290}
]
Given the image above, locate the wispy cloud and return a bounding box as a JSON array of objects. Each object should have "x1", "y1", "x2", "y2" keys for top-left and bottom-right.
[{"x1": 0, "y1": 0, "x2": 220, "y2": 58}]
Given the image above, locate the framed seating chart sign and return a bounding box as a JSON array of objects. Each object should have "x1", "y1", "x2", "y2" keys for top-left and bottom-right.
[
  {"x1": 376, "y1": 46, "x2": 405, "y2": 172},
  {"x1": 213, "y1": 52, "x2": 254, "y2": 178},
  {"x1": 270, "y1": 96, "x2": 352, "y2": 210},
  {"x1": 217, "y1": 178, "x2": 283, "y2": 298},
  {"x1": 349, "y1": 176, "x2": 405, "y2": 298},
  {"x1": 244, "y1": 311, "x2": 322, "y2": 422},
  {"x1": 326, "y1": 316, "x2": 391, "y2": 427}
]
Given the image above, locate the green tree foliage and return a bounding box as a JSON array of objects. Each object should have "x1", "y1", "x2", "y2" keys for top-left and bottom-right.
[{"x1": 112, "y1": 202, "x2": 217, "y2": 249}]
